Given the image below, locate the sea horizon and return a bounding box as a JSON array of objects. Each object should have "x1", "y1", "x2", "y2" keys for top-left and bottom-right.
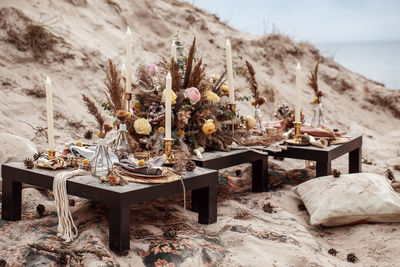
[{"x1": 314, "y1": 40, "x2": 400, "y2": 90}]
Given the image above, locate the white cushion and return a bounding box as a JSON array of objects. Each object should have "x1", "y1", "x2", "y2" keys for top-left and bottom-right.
[{"x1": 293, "y1": 173, "x2": 400, "y2": 226}]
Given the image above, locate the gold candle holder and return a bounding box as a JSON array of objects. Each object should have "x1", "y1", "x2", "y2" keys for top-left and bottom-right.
[
  {"x1": 294, "y1": 122, "x2": 301, "y2": 140},
  {"x1": 125, "y1": 92, "x2": 132, "y2": 111},
  {"x1": 47, "y1": 149, "x2": 56, "y2": 160},
  {"x1": 164, "y1": 138, "x2": 174, "y2": 166},
  {"x1": 229, "y1": 103, "x2": 236, "y2": 138},
  {"x1": 286, "y1": 122, "x2": 309, "y2": 145}
]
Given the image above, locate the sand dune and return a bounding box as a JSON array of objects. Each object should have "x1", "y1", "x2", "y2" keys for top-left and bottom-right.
[{"x1": 1, "y1": 0, "x2": 400, "y2": 266}]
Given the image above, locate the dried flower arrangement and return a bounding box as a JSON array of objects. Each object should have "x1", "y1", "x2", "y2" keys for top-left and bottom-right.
[
  {"x1": 81, "y1": 34, "x2": 285, "y2": 160},
  {"x1": 132, "y1": 37, "x2": 236, "y2": 152},
  {"x1": 307, "y1": 62, "x2": 323, "y2": 104}
]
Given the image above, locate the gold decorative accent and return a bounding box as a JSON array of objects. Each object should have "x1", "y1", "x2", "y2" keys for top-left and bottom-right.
[
  {"x1": 47, "y1": 150, "x2": 56, "y2": 160},
  {"x1": 164, "y1": 138, "x2": 174, "y2": 166},
  {"x1": 229, "y1": 103, "x2": 236, "y2": 138}
]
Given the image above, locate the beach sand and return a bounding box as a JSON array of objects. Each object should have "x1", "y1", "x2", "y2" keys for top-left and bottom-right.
[{"x1": 0, "y1": 0, "x2": 400, "y2": 266}]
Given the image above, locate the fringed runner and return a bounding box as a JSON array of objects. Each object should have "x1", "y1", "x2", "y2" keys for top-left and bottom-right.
[{"x1": 53, "y1": 169, "x2": 87, "y2": 242}]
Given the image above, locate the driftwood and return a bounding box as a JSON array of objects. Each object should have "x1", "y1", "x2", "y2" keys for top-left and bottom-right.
[{"x1": 27, "y1": 242, "x2": 109, "y2": 265}]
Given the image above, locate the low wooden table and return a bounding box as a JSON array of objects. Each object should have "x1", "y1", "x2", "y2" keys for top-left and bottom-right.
[
  {"x1": 1, "y1": 162, "x2": 218, "y2": 252},
  {"x1": 268, "y1": 134, "x2": 362, "y2": 177},
  {"x1": 193, "y1": 149, "x2": 268, "y2": 192}
]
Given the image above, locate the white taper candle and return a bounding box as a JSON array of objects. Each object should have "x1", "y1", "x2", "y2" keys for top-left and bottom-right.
[
  {"x1": 165, "y1": 72, "x2": 172, "y2": 139},
  {"x1": 121, "y1": 63, "x2": 126, "y2": 89},
  {"x1": 226, "y1": 39, "x2": 235, "y2": 103},
  {"x1": 295, "y1": 63, "x2": 302, "y2": 123},
  {"x1": 171, "y1": 40, "x2": 177, "y2": 61},
  {"x1": 45, "y1": 77, "x2": 55, "y2": 151},
  {"x1": 126, "y1": 27, "x2": 132, "y2": 93}
]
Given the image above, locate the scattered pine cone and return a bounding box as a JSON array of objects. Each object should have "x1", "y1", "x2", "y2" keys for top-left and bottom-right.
[
  {"x1": 347, "y1": 253, "x2": 358, "y2": 263},
  {"x1": 0, "y1": 259, "x2": 6, "y2": 267},
  {"x1": 235, "y1": 169, "x2": 242, "y2": 176},
  {"x1": 24, "y1": 158, "x2": 34, "y2": 169},
  {"x1": 117, "y1": 152, "x2": 128, "y2": 161},
  {"x1": 36, "y1": 204, "x2": 45, "y2": 216},
  {"x1": 185, "y1": 160, "x2": 196, "y2": 172},
  {"x1": 69, "y1": 199, "x2": 75, "y2": 206},
  {"x1": 84, "y1": 130, "x2": 93, "y2": 139},
  {"x1": 56, "y1": 254, "x2": 68, "y2": 265},
  {"x1": 163, "y1": 227, "x2": 177, "y2": 239},
  {"x1": 333, "y1": 169, "x2": 341, "y2": 178},
  {"x1": 234, "y1": 210, "x2": 250, "y2": 220},
  {"x1": 385, "y1": 169, "x2": 395, "y2": 182},
  {"x1": 262, "y1": 203, "x2": 274, "y2": 213},
  {"x1": 33, "y1": 151, "x2": 44, "y2": 161},
  {"x1": 298, "y1": 203, "x2": 307, "y2": 211},
  {"x1": 328, "y1": 248, "x2": 337, "y2": 256}
]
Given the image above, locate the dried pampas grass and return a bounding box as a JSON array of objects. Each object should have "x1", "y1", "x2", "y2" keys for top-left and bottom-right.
[
  {"x1": 82, "y1": 94, "x2": 104, "y2": 132},
  {"x1": 104, "y1": 59, "x2": 124, "y2": 112}
]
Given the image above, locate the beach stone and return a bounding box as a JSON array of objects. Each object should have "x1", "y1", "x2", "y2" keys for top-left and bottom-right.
[{"x1": 0, "y1": 133, "x2": 37, "y2": 191}]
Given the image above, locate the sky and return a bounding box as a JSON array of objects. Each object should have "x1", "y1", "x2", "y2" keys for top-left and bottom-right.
[{"x1": 184, "y1": 0, "x2": 400, "y2": 44}]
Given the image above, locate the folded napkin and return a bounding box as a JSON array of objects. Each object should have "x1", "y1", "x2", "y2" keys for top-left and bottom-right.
[
  {"x1": 115, "y1": 158, "x2": 164, "y2": 176},
  {"x1": 68, "y1": 143, "x2": 119, "y2": 164}
]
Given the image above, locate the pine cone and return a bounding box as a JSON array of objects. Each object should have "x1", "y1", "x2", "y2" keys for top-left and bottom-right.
[
  {"x1": 347, "y1": 253, "x2": 358, "y2": 263},
  {"x1": 298, "y1": 203, "x2": 307, "y2": 211},
  {"x1": 56, "y1": 254, "x2": 68, "y2": 265},
  {"x1": 185, "y1": 160, "x2": 196, "y2": 172},
  {"x1": 24, "y1": 158, "x2": 34, "y2": 169},
  {"x1": 0, "y1": 259, "x2": 7, "y2": 267},
  {"x1": 163, "y1": 227, "x2": 177, "y2": 239},
  {"x1": 262, "y1": 203, "x2": 273, "y2": 213},
  {"x1": 333, "y1": 169, "x2": 341, "y2": 178},
  {"x1": 117, "y1": 152, "x2": 129, "y2": 161},
  {"x1": 328, "y1": 248, "x2": 337, "y2": 256},
  {"x1": 33, "y1": 152, "x2": 44, "y2": 161},
  {"x1": 84, "y1": 130, "x2": 93, "y2": 139},
  {"x1": 36, "y1": 204, "x2": 45, "y2": 216},
  {"x1": 386, "y1": 169, "x2": 395, "y2": 182}
]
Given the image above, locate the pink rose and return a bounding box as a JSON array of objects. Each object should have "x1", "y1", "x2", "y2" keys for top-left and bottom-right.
[
  {"x1": 185, "y1": 87, "x2": 201, "y2": 104},
  {"x1": 148, "y1": 64, "x2": 157, "y2": 76}
]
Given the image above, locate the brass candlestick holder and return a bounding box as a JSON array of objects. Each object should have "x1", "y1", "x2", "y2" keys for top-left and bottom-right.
[
  {"x1": 286, "y1": 122, "x2": 309, "y2": 145},
  {"x1": 47, "y1": 149, "x2": 56, "y2": 160},
  {"x1": 125, "y1": 92, "x2": 132, "y2": 111},
  {"x1": 164, "y1": 138, "x2": 174, "y2": 166},
  {"x1": 229, "y1": 103, "x2": 236, "y2": 138}
]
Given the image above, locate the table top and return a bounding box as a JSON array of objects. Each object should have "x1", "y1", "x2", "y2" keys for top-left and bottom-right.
[
  {"x1": 2, "y1": 162, "x2": 217, "y2": 196},
  {"x1": 193, "y1": 149, "x2": 267, "y2": 169},
  {"x1": 268, "y1": 134, "x2": 362, "y2": 161}
]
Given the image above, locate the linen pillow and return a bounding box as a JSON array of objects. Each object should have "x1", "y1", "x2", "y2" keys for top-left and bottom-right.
[{"x1": 293, "y1": 173, "x2": 400, "y2": 226}]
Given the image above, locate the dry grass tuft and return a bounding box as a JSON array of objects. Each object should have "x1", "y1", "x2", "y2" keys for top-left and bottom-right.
[
  {"x1": 23, "y1": 86, "x2": 46, "y2": 98},
  {"x1": 7, "y1": 22, "x2": 59, "y2": 59}
]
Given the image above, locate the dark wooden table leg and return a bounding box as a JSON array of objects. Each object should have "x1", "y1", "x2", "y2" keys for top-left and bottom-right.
[
  {"x1": 252, "y1": 157, "x2": 268, "y2": 192},
  {"x1": 108, "y1": 202, "x2": 130, "y2": 252},
  {"x1": 316, "y1": 161, "x2": 332, "y2": 177},
  {"x1": 2, "y1": 178, "x2": 22, "y2": 221},
  {"x1": 349, "y1": 147, "x2": 362, "y2": 173},
  {"x1": 191, "y1": 189, "x2": 200, "y2": 212},
  {"x1": 197, "y1": 182, "x2": 217, "y2": 224}
]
